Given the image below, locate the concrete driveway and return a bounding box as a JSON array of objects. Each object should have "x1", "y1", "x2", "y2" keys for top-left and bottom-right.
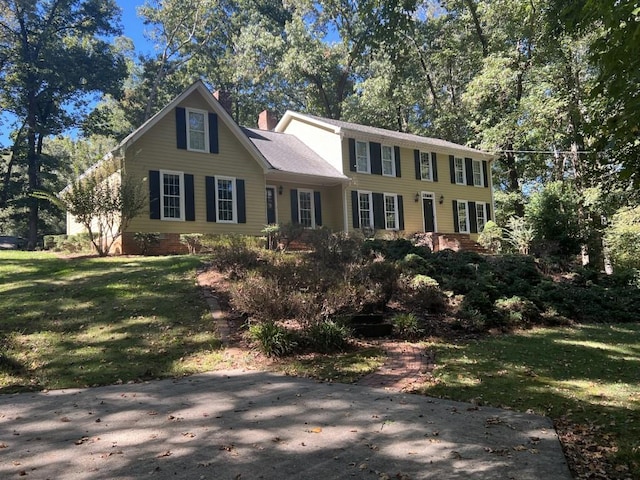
[{"x1": 0, "y1": 370, "x2": 572, "y2": 479}]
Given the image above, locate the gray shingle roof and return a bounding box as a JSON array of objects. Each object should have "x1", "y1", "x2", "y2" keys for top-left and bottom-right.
[
  {"x1": 243, "y1": 127, "x2": 348, "y2": 180},
  {"x1": 296, "y1": 113, "x2": 491, "y2": 157}
]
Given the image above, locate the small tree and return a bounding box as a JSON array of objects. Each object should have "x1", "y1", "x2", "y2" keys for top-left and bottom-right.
[
  {"x1": 504, "y1": 216, "x2": 536, "y2": 255},
  {"x1": 44, "y1": 158, "x2": 145, "y2": 256}
]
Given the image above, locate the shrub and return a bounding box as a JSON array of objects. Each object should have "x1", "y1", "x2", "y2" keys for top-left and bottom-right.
[
  {"x1": 230, "y1": 274, "x2": 290, "y2": 321},
  {"x1": 391, "y1": 313, "x2": 422, "y2": 339},
  {"x1": 180, "y1": 234, "x2": 203, "y2": 254},
  {"x1": 494, "y1": 296, "x2": 541, "y2": 327},
  {"x1": 396, "y1": 274, "x2": 447, "y2": 314},
  {"x1": 132, "y1": 232, "x2": 160, "y2": 255},
  {"x1": 305, "y1": 320, "x2": 351, "y2": 353},
  {"x1": 208, "y1": 235, "x2": 261, "y2": 277},
  {"x1": 399, "y1": 253, "x2": 432, "y2": 275},
  {"x1": 307, "y1": 229, "x2": 363, "y2": 266},
  {"x1": 248, "y1": 322, "x2": 298, "y2": 357},
  {"x1": 604, "y1": 205, "x2": 640, "y2": 270},
  {"x1": 503, "y1": 216, "x2": 536, "y2": 255},
  {"x1": 478, "y1": 221, "x2": 502, "y2": 253}
]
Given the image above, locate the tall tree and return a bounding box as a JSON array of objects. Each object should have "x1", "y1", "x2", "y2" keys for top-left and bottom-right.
[{"x1": 0, "y1": 0, "x2": 126, "y2": 248}]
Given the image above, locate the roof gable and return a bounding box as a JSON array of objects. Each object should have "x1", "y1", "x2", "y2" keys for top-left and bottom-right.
[{"x1": 113, "y1": 80, "x2": 271, "y2": 171}]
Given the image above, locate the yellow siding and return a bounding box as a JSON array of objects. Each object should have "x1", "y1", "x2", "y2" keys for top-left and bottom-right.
[
  {"x1": 342, "y1": 140, "x2": 493, "y2": 236},
  {"x1": 275, "y1": 182, "x2": 344, "y2": 231},
  {"x1": 125, "y1": 90, "x2": 267, "y2": 235}
]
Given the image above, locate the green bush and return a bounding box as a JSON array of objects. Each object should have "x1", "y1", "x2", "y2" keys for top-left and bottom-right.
[
  {"x1": 494, "y1": 296, "x2": 541, "y2": 327},
  {"x1": 605, "y1": 205, "x2": 640, "y2": 270},
  {"x1": 248, "y1": 322, "x2": 299, "y2": 357},
  {"x1": 396, "y1": 274, "x2": 447, "y2": 314},
  {"x1": 478, "y1": 221, "x2": 502, "y2": 253},
  {"x1": 305, "y1": 320, "x2": 351, "y2": 353},
  {"x1": 132, "y1": 232, "x2": 160, "y2": 255},
  {"x1": 391, "y1": 313, "x2": 422, "y2": 339},
  {"x1": 180, "y1": 233, "x2": 203, "y2": 254}
]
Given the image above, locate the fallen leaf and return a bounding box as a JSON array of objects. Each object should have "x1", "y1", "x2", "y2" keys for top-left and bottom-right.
[
  {"x1": 74, "y1": 437, "x2": 89, "y2": 445},
  {"x1": 156, "y1": 450, "x2": 172, "y2": 458},
  {"x1": 513, "y1": 444, "x2": 527, "y2": 451},
  {"x1": 60, "y1": 417, "x2": 71, "y2": 423},
  {"x1": 306, "y1": 427, "x2": 322, "y2": 433}
]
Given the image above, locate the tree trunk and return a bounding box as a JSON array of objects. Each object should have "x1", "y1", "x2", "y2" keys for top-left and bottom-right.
[{"x1": 26, "y1": 128, "x2": 39, "y2": 250}]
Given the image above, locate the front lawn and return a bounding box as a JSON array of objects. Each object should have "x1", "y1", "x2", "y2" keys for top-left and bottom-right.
[
  {"x1": 0, "y1": 251, "x2": 221, "y2": 392},
  {"x1": 422, "y1": 324, "x2": 640, "y2": 479}
]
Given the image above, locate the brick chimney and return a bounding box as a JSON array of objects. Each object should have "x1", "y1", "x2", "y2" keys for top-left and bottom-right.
[
  {"x1": 258, "y1": 110, "x2": 278, "y2": 131},
  {"x1": 213, "y1": 90, "x2": 232, "y2": 116}
]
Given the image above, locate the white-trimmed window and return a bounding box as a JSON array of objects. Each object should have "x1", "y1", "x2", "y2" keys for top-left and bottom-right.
[
  {"x1": 457, "y1": 200, "x2": 469, "y2": 233},
  {"x1": 382, "y1": 145, "x2": 395, "y2": 176},
  {"x1": 298, "y1": 189, "x2": 314, "y2": 228},
  {"x1": 476, "y1": 202, "x2": 486, "y2": 232},
  {"x1": 358, "y1": 191, "x2": 373, "y2": 228},
  {"x1": 161, "y1": 170, "x2": 185, "y2": 221},
  {"x1": 384, "y1": 194, "x2": 398, "y2": 230},
  {"x1": 454, "y1": 157, "x2": 465, "y2": 185},
  {"x1": 472, "y1": 160, "x2": 483, "y2": 187},
  {"x1": 420, "y1": 151, "x2": 432, "y2": 181},
  {"x1": 186, "y1": 108, "x2": 209, "y2": 152},
  {"x1": 356, "y1": 141, "x2": 370, "y2": 173},
  {"x1": 216, "y1": 176, "x2": 236, "y2": 223}
]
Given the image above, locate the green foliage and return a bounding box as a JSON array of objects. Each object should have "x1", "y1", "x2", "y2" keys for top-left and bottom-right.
[
  {"x1": 52, "y1": 159, "x2": 146, "y2": 256},
  {"x1": 494, "y1": 296, "x2": 541, "y2": 327},
  {"x1": 247, "y1": 322, "x2": 299, "y2": 357},
  {"x1": 42, "y1": 234, "x2": 91, "y2": 253},
  {"x1": 132, "y1": 232, "x2": 161, "y2": 255},
  {"x1": 477, "y1": 221, "x2": 502, "y2": 253},
  {"x1": 604, "y1": 205, "x2": 640, "y2": 270},
  {"x1": 304, "y1": 320, "x2": 351, "y2": 353},
  {"x1": 180, "y1": 234, "x2": 203, "y2": 254},
  {"x1": 503, "y1": 217, "x2": 535, "y2": 255},
  {"x1": 391, "y1": 313, "x2": 422, "y2": 340}
]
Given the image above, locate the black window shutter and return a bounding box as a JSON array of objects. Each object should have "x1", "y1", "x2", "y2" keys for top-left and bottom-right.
[
  {"x1": 486, "y1": 203, "x2": 491, "y2": 221},
  {"x1": 452, "y1": 200, "x2": 459, "y2": 233},
  {"x1": 465, "y1": 157, "x2": 474, "y2": 186},
  {"x1": 432, "y1": 152, "x2": 438, "y2": 182},
  {"x1": 351, "y1": 190, "x2": 360, "y2": 228},
  {"x1": 236, "y1": 179, "x2": 246, "y2": 223},
  {"x1": 205, "y1": 176, "x2": 217, "y2": 222},
  {"x1": 185, "y1": 174, "x2": 195, "y2": 221},
  {"x1": 370, "y1": 142, "x2": 382, "y2": 175},
  {"x1": 372, "y1": 193, "x2": 385, "y2": 229},
  {"x1": 208, "y1": 113, "x2": 219, "y2": 154},
  {"x1": 290, "y1": 189, "x2": 299, "y2": 224},
  {"x1": 397, "y1": 195, "x2": 404, "y2": 230},
  {"x1": 149, "y1": 170, "x2": 161, "y2": 219},
  {"x1": 482, "y1": 160, "x2": 489, "y2": 187},
  {"x1": 469, "y1": 201, "x2": 477, "y2": 233},
  {"x1": 394, "y1": 146, "x2": 401, "y2": 177},
  {"x1": 449, "y1": 155, "x2": 456, "y2": 183},
  {"x1": 414, "y1": 150, "x2": 421, "y2": 180},
  {"x1": 314, "y1": 191, "x2": 322, "y2": 226},
  {"x1": 348, "y1": 138, "x2": 356, "y2": 172},
  {"x1": 176, "y1": 108, "x2": 187, "y2": 150}
]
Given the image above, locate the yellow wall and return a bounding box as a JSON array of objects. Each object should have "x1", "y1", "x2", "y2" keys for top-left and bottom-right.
[
  {"x1": 273, "y1": 182, "x2": 344, "y2": 231},
  {"x1": 281, "y1": 117, "x2": 343, "y2": 173},
  {"x1": 342, "y1": 140, "x2": 493, "y2": 237},
  {"x1": 125, "y1": 90, "x2": 267, "y2": 235}
]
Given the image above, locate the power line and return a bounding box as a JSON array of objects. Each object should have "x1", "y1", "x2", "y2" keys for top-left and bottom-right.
[{"x1": 496, "y1": 149, "x2": 595, "y2": 154}]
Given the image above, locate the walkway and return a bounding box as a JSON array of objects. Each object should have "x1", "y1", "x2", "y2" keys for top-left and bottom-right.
[{"x1": 197, "y1": 271, "x2": 434, "y2": 391}]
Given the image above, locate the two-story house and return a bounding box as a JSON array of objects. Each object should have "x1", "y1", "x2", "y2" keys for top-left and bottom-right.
[{"x1": 67, "y1": 80, "x2": 495, "y2": 254}]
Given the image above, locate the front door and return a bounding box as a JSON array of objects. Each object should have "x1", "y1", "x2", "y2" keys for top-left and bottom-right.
[
  {"x1": 422, "y1": 193, "x2": 435, "y2": 232},
  {"x1": 266, "y1": 186, "x2": 277, "y2": 224}
]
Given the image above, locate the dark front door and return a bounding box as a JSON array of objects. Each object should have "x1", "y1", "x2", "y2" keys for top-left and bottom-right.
[
  {"x1": 266, "y1": 186, "x2": 277, "y2": 224},
  {"x1": 423, "y1": 197, "x2": 435, "y2": 232}
]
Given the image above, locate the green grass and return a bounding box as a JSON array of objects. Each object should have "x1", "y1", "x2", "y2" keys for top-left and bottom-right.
[
  {"x1": 421, "y1": 324, "x2": 640, "y2": 478},
  {"x1": 276, "y1": 347, "x2": 386, "y2": 383},
  {"x1": 0, "y1": 251, "x2": 222, "y2": 392}
]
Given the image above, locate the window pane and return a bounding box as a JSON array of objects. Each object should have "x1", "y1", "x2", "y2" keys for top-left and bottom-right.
[
  {"x1": 188, "y1": 111, "x2": 206, "y2": 151},
  {"x1": 217, "y1": 179, "x2": 234, "y2": 221},
  {"x1": 299, "y1": 191, "x2": 313, "y2": 227},
  {"x1": 455, "y1": 157, "x2": 464, "y2": 184},
  {"x1": 359, "y1": 192, "x2": 371, "y2": 228},
  {"x1": 385, "y1": 195, "x2": 397, "y2": 229},
  {"x1": 476, "y1": 203, "x2": 486, "y2": 232},
  {"x1": 458, "y1": 201, "x2": 467, "y2": 232},
  {"x1": 163, "y1": 173, "x2": 181, "y2": 219},
  {"x1": 356, "y1": 141, "x2": 369, "y2": 172},
  {"x1": 382, "y1": 146, "x2": 394, "y2": 176},
  {"x1": 473, "y1": 161, "x2": 482, "y2": 186},
  {"x1": 420, "y1": 152, "x2": 431, "y2": 180}
]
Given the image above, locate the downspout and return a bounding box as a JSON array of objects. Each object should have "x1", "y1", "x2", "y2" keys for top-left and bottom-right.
[{"x1": 343, "y1": 183, "x2": 349, "y2": 233}]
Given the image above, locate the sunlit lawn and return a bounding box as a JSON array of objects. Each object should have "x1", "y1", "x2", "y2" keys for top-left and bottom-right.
[
  {"x1": 0, "y1": 251, "x2": 222, "y2": 392},
  {"x1": 421, "y1": 324, "x2": 640, "y2": 478}
]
